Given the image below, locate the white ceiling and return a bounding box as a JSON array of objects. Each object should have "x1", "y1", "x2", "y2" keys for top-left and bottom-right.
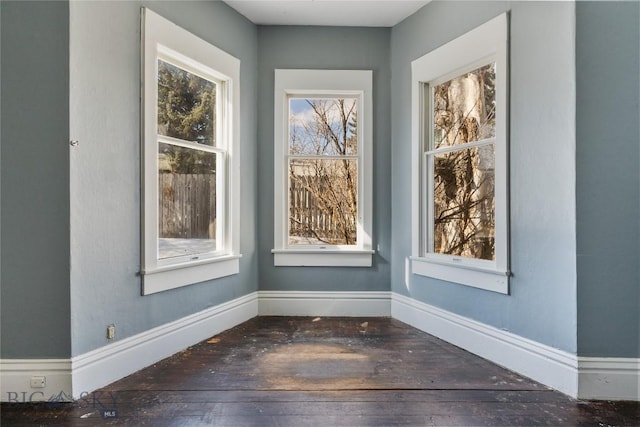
[{"x1": 222, "y1": 0, "x2": 431, "y2": 27}]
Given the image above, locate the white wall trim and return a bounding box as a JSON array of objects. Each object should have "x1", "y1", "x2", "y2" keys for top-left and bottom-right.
[
  {"x1": 578, "y1": 357, "x2": 640, "y2": 401},
  {"x1": 258, "y1": 291, "x2": 391, "y2": 317},
  {"x1": 0, "y1": 359, "x2": 72, "y2": 403},
  {"x1": 71, "y1": 292, "x2": 258, "y2": 398},
  {"x1": 272, "y1": 70, "x2": 374, "y2": 264},
  {"x1": 391, "y1": 292, "x2": 580, "y2": 397}
]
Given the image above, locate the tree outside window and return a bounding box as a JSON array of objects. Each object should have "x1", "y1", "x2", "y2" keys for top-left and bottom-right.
[
  {"x1": 288, "y1": 98, "x2": 359, "y2": 246},
  {"x1": 430, "y1": 63, "x2": 496, "y2": 261}
]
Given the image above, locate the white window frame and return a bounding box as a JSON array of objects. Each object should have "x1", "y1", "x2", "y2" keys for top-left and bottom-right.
[
  {"x1": 410, "y1": 13, "x2": 510, "y2": 294},
  {"x1": 272, "y1": 70, "x2": 374, "y2": 267},
  {"x1": 141, "y1": 8, "x2": 241, "y2": 295}
]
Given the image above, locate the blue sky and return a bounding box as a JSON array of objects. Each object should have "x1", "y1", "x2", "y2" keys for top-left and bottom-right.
[{"x1": 289, "y1": 98, "x2": 311, "y2": 115}]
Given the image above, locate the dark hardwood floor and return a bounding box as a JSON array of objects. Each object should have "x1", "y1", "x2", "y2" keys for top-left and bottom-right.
[{"x1": 2, "y1": 316, "x2": 638, "y2": 426}]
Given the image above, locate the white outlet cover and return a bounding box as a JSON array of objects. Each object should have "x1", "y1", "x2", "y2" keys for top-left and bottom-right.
[{"x1": 30, "y1": 376, "x2": 46, "y2": 388}]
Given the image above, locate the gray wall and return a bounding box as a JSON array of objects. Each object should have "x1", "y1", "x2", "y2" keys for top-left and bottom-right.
[
  {"x1": 257, "y1": 26, "x2": 392, "y2": 292},
  {"x1": 1, "y1": 1, "x2": 72, "y2": 359},
  {"x1": 3, "y1": 0, "x2": 638, "y2": 362},
  {"x1": 390, "y1": 1, "x2": 578, "y2": 353},
  {"x1": 576, "y1": 1, "x2": 640, "y2": 358},
  {"x1": 69, "y1": 1, "x2": 258, "y2": 356}
]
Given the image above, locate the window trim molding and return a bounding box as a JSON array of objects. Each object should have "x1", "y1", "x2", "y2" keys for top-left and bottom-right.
[
  {"x1": 272, "y1": 69, "x2": 373, "y2": 267},
  {"x1": 140, "y1": 8, "x2": 241, "y2": 295},
  {"x1": 410, "y1": 13, "x2": 510, "y2": 293}
]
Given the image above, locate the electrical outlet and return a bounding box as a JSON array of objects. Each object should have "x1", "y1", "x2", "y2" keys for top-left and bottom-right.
[
  {"x1": 106, "y1": 324, "x2": 115, "y2": 340},
  {"x1": 30, "y1": 376, "x2": 46, "y2": 388}
]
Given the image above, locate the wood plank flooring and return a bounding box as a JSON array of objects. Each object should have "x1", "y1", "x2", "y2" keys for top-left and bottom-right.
[{"x1": 2, "y1": 316, "x2": 638, "y2": 426}]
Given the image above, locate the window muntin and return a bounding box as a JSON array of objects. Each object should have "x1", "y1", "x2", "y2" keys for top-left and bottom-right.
[
  {"x1": 141, "y1": 8, "x2": 240, "y2": 294},
  {"x1": 288, "y1": 97, "x2": 359, "y2": 247},
  {"x1": 154, "y1": 55, "x2": 226, "y2": 267},
  {"x1": 410, "y1": 13, "x2": 509, "y2": 293},
  {"x1": 427, "y1": 63, "x2": 497, "y2": 261}
]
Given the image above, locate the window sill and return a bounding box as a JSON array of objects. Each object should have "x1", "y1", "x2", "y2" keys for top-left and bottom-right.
[
  {"x1": 410, "y1": 256, "x2": 509, "y2": 294},
  {"x1": 272, "y1": 249, "x2": 374, "y2": 267},
  {"x1": 142, "y1": 255, "x2": 241, "y2": 295}
]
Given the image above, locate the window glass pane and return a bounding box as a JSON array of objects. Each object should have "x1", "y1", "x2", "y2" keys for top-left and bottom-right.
[
  {"x1": 433, "y1": 63, "x2": 495, "y2": 149},
  {"x1": 289, "y1": 158, "x2": 358, "y2": 245},
  {"x1": 289, "y1": 98, "x2": 358, "y2": 156},
  {"x1": 433, "y1": 144, "x2": 495, "y2": 260},
  {"x1": 158, "y1": 142, "x2": 217, "y2": 259},
  {"x1": 157, "y1": 59, "x2": 216, "y2": 146}
]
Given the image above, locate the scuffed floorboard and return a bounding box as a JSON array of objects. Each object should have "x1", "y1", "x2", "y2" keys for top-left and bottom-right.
[{"x1": 2, "y1": 317, "x2": 638, "y2": 426}]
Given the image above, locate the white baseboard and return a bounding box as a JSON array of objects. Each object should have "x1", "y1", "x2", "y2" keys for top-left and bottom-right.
[
  {"x1": 578, "y1": 357, "x2": 640, "y2": 400},
  {"x1": 0, "y1": 359, "x2": 72, "y2": 403},
  {"x1": 1, "y1": 292, "x2": 258, "y2": 402},
  {"x1": 392, "y1": 292, "x2": 640, "y2": 400},
  {"x1": 3, "y1": 291, "x2": 637, "y2": 402},
  {"x1": 258, "y1": 291, "x2": 391, "y2": 316},
  {"x1": 71, "y1": 292, "x2": 258, "y2": 398},
  {"x1": 391, "y1": 292, "x2": 580, "y2": 397}
]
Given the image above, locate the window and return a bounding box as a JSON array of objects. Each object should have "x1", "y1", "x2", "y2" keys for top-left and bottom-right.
[
  {"x1": 411, "y1": 13, "x2": 509, "y2": 293},
  {"x1": 141, "y1": 8, "x2": 240, "y2": 295},
  {"x1": 272, "y1": 70, "x2": 373, "y2": 267}
]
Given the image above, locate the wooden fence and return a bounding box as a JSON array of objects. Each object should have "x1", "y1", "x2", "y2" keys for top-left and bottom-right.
[
  {"x1": 289, "y1": 179, "x2": 356, "y2": 244},
  {"x1": 159, "y1": 173, "x2": 216, "y2": 239},
  {"x1": 158, "y1": 174, "x2": 355, "y2": 244}
]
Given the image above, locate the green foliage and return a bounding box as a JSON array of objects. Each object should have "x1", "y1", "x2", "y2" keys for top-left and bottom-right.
[{"x1": 157, "y1": 60, "x2": 216, "y2": 174}]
